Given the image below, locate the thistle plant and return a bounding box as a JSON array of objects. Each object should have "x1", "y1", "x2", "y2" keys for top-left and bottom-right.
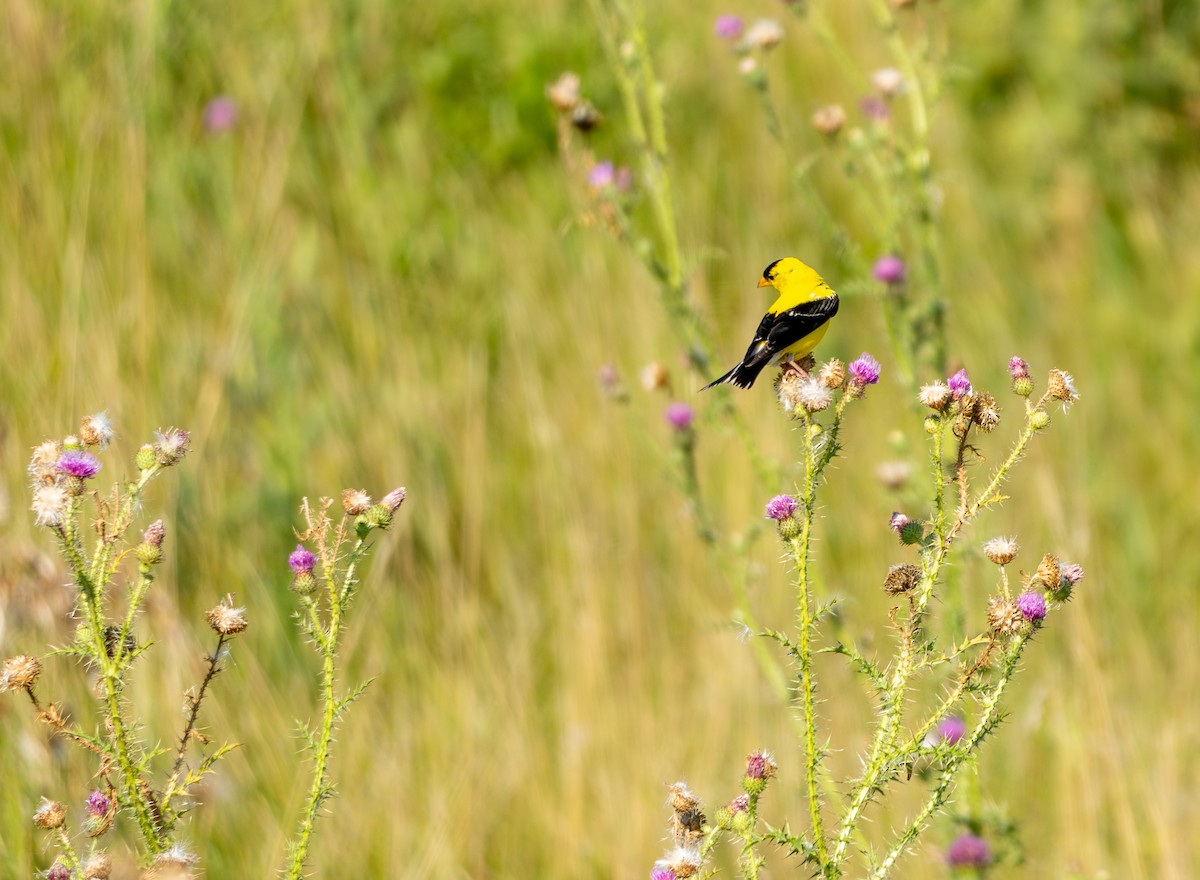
[
  {"x1": 6, "y1": 416, "x2": 224, "y2": 874},
  {"x1": 282, "y1": 486, "x2": 407, "y2": 879},
  {"x1": 5, "y1": 414, "x2": 406, "y2": 877},
  {"x1": 646, "y1": 356, "x2": 1084, "y2": 879}
]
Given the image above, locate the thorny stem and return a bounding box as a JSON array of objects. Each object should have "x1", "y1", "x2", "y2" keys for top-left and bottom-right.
[
  {"x1": 169, "y1": 633, "x2": 230, "y2": 780},
  {"x1": 52, "y1": 826, "x2": 83, "y2": 876},
  {"x1": 870, "y1": 638, "x2": 1027, "y2": 879},
  {"x1": 286, "y1": 535, "x2": 367, "y2": 880}
]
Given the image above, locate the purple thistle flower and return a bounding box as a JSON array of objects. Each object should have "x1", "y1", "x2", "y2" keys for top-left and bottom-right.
[
  {"x1": 729, "y1": 793, "x2": 750, "y2": 814},
  {"x1": 714, "y1": 14, "x2": 744, "y2": 40},
  {"x1": 946, "y1": 833, "x2": 992, "y2": 868},
  {"x1": 765, "y1": 494, "x2": 799, "y2": 521},
  {"x1": 203, "y1": 96, "x2": 238, "y2": 133},
  {"x1": 848, "y1": 353, "x2": 882, "y2": 386},
  {"x1": 665, "y1": 402, "x2": 695, "y2": 431},
  {"x1": 937, "y1": 716, "x2": 967, "y2": 745},
  {"x1": 288, "y1": 545, "x2": 317, "y2": 575},
  {"x1": 56, "y1": 451, "x2": 101, "y2": 480},
  {"x1": 86, "y1": 790, "x2": 112, "y2": 817},
  {"x1": 947, "y1": 368, "x2": 972, "y2": 400},
  {"x1": 588, "y1": 160, "x2": 615, "y2": 189},
  {"x1": 889, "y1": 512, "x2": 911, "y2": 534},
  {"x1": 1008, "y1": 355, "x2": 1030, "y2": 379},
  {"x1": 745, "y1": 750, "x2": 774, "y2": 780},
  {"x1": 860, "y1": 95, "x2": 890, "y2": 121},
  {"x1": 872, "y1": 255, "x2": 906, "y2": 284},
  {"x1": 650, "y1": 865, "x2": 677, "y2": 880},
  {"x1": 1017, "y1": 590, "x2": 1047, "y2": 621},
  {"x1": 47, "y1": 863, "x2": 71, "y2": 880},
  {"x1": 1059, "y1": 562, "x2": 1085, "y2": 586}
]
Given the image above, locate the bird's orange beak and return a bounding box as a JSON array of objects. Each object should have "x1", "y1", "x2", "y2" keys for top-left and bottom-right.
[{"x1": 757, "y1": 277, "x2": 772, "y2": 288}]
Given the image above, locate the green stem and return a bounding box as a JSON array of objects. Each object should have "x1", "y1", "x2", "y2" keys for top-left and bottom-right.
[
  {"x1": 52, "y1": 826, "x2": 83, "y2": 875},
  {"x1": 789, "y1": 415, "x2": 829, "y2": 871},
  {"x1": 870, "y1": 638, "x2": 1027, "y2": 879},
  {"x1": 286, "y1": 536, "x2": 366, "y2": 879}
]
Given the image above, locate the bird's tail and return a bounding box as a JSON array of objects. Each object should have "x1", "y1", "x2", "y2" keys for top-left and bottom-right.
[{"x1": 701, "y1": 362, "x2": 764, "y2": 391}]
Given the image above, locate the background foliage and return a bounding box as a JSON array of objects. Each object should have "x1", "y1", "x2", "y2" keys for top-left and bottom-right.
[{"x1": 1, "y1": 0, "x2": 1198, "y2": 876}]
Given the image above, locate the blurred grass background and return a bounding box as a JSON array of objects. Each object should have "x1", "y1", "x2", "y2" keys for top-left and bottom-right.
[{"x1": 2, "y1": 0, "x2": 1198, "y2": 876}]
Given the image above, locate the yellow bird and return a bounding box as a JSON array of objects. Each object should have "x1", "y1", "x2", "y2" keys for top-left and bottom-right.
[{"x1": 702, "y1": 257, "x2": 839, "y2": 390}]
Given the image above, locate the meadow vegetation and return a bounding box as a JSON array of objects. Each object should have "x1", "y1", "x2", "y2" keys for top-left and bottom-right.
[{"x1": 1, "y1": 0, "x2": 1198, "y2": 876}]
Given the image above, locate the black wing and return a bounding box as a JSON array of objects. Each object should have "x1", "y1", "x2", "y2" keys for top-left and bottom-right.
[
  {"x1": 743, "y1": 295, "x2": 840, "y2": 369},
  {"x1": 701, "y1": 295, "x2": 839, "y2": 391}
]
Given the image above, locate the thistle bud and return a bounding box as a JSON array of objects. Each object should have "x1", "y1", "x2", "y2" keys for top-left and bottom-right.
[
  {"x1": 1012, "y1": 376, "x2": 1034, "y2": 398},
  {"x1": 381, "y1": 487, "x2": 407, "y2": 513},
  {"x1": 47, "y1": 861, "x2": 71, "y2": 880},
  {"x1": 742, "y1": 749, "x2": 777, "y2": 795},
  {"x1": 1030, "y1": 409, "x2": 1051, "y2": 430},
  {"x1": 136, "y1": 521, "x2": 166, "y2": 566},
  {"x1": 765, "y1": 494, "x2": 801, "y2": 539},
  {"x1": 136, "y1": 444, "x2": 157, "y2": 471}
]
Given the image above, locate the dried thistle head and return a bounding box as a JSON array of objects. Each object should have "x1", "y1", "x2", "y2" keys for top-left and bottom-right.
[
  {"x1": 641, "y1": 362, "x2": 670, "y2": 391},
  {"x1": 30, "y1": 484, "x2": 69, "y2": 527},
  {"x1": 972, "y1": 392, "x2": 1001, "y2": 432},
  {"x1": 982, "y1": 536, "x2": 1019, "y2": 566},
  {"x1": 29, "y1": 440, "x2": 63, "y2": 485},
  {"x1": 80, "y1": 412, "x2": 116, "y2": 449},
  {"x1": 1, "y1": 654, "x2": 42, "y2": 692},
  {"x1": 341, "y1": 489, "x2": 372, "y2": 515},
  {"x1": 83, "y1": 852, "x2": 113, "y2": 879},
  {"x1": 206, "y1": 598, "x2": 248, "y2": 636},
  {"x1": 141, "y1": 844, "x2": 199, "y2": 879},
  {"x1": 668, "y1": 781, "x2": 699, "y2": 814},
  {"x1": 545, "y1": 72, "x2": 581, "y2": 112},
  {"x1": 987, "y1": 596, "x2": 1023, "y2": 636},
  {"x1": 666, "y1": 847, "x2": 702, "y2": 879},
  {"x1": 154, "y1": 428, "x2": 191, "y2": 467},
  {"x1": 818, "y1": 358, "x2": 846, "y2": 389},
  {"x1": 876, "y1": 460, "x2": 911, "y2": 491},
  {"x1": 778, "y1": 371, "x2": 831, "y2": 413},
  {"x1": 1034, "y1": 553, "x2": 1060, "y2": 590},
  {"x1": 1046, "y1": 369, "x2": 1079, "y2": 408},
  {"x1": 884, "y1": 563, "x2": 922, "y2": 595},
  {"x1": 33, "y1": 798, "x2": 67, "y2": 829},
  {"x1": 918, "y1": 381, "x2": 952, "y2": 411},
  {"x1": 812, "y1": 104, "x2": 847, "y2": 136}
]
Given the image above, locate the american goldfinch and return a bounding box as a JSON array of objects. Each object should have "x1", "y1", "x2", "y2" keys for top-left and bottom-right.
[{"x1": 702, "y1": 257, "x2": 839, "y2": 390}]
